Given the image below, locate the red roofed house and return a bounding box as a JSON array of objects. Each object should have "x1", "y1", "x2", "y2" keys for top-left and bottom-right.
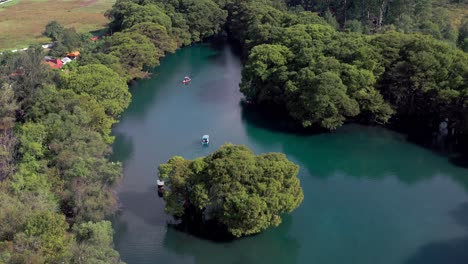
[
  {"x1": 66, "y1": 51, "x2": 80, "y2": 59},
  {"x1": 9, "y1": 69, "x2": 25, "y2": 77},
  {"x1": 45, "y1": 59, "x2": 63, "y2": 69}
]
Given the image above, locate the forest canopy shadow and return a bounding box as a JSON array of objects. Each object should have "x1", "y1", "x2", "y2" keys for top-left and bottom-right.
[{"x1": 240, "y1": 102, "x2": 328, "y2": 136}]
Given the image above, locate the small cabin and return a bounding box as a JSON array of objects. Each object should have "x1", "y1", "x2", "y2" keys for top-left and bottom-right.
[
  {"x1": 61, "y1": 57, "x2": 72, "y2": 65},
  {"x1": 45, "y1": 59, "x2": 63, "y2": 69}
]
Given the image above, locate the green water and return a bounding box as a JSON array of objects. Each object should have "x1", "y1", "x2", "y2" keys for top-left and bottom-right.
[{"x1": 112, "y1": 43, "x2": 468, "y2": 264}]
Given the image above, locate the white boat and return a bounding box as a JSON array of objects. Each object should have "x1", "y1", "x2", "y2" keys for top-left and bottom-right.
[
  {"x1": 156, "y1": 179, "x2": 164, "y2": 187},
  {"x1": 202, "y1": 135, "x2": 209, "y2": 145},
  {"x1": 156, "y1": 179, "x2": 165, "y2": 197},
  {"x1": 182, "y1": 76, "x2": 191, "y2": 84}
]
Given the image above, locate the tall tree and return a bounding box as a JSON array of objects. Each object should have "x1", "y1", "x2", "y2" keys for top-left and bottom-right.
[{"x1": 0, "y1": 83, "x2": 18, "y2": 180}]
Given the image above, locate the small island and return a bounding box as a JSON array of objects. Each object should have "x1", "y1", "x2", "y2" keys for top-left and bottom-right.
[{"x1": 158, "y1": 144, "x2": 304, "y2": 238}]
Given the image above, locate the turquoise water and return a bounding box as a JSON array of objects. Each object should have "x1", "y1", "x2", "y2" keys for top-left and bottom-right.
[{"x1": 112, "y1": 43, "x2": 468, "y2": 264}]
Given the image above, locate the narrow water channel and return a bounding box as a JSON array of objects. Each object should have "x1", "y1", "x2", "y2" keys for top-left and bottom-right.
[{"x1": 112, "y1": 43, "x2": 468, "y2": 264}]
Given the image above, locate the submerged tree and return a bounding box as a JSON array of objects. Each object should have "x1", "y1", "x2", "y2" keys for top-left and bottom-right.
[{"x1": 158, "y1": 144, "x2": 304, "y2": 237}]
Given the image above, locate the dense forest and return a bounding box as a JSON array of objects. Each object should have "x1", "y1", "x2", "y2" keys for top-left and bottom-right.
[{"x1": 0, "y1": 0, "x2": 466, "y2": 262}]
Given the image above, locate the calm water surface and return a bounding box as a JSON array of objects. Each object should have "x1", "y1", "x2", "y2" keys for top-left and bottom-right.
[{"x1": 112, "y1": 43, "x2": 468, "y2": 264}]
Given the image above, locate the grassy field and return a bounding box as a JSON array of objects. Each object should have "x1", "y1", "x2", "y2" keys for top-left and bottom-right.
[{"x1": 0, "y1": 0, "x2": 115, "y2": 50}]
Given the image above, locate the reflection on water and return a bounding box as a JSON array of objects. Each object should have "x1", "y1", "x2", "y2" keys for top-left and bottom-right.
[
  {"x1": 405, "y1": 202, "x2": 468, "y2": 264},
  {"x1": 162, "y1": 215, "x2": 300, "y2": 264}
]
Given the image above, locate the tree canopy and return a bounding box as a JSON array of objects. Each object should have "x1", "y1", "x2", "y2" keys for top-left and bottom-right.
[
  {"x1": 159, "y1": 144, "x2": 304, "y2": 237},
  {"x1": 104, "y1": 31, "x2": 160, "y2": 80},
  {"x1": 59, "y1": 64, "x2": 131, "y2": 119}
]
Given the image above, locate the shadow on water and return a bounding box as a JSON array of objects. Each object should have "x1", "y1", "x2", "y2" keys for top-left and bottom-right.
[
  {"x1": 240, "y1": 102, "x2": 328, "y2": 136},
  {"x1": 405, "y1": 202, "x2": 468, "y2": 264},
  {"x1": 110, "y1": 132, "x2": 134, "y2": 162},
  {"x1": 167, "y1": 219, "x2": 235, "y2": 243},
  {"x1": 162, "y1": 214, "x2": 300, "y2": 264},
  {"x1": 208, "y1": 39, "x2": 243, "y2": 57},
  {"x1": 117, "y1": 186, "x2": 170, "y2": 227},
  {"x1": 450, "y1": 154, "x2": 468, "y2": 169},
  {"x1": 240, "y1": 104, "x2": 468, "y2": 190}
]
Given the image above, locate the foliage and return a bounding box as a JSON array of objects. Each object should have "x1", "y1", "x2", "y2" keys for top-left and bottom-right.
[
  {"x1": 104, "y1": 32, "x2": 160, "y2": 79},
  {"x1": 22, "y1": 211, "x2": 72, "y2": 263},
  {"x1": 44, "y1": 21, "x2": 87, "y2": 56},
  {"x1": 238, "y1": 17, "x2": 393, "y2": 129},
  {"x1": 458, "y1": 17, "x2": 468, "y2": 51},
  {"x1": 371, "y1": 32, "x2": 468, "y2": 125},
  {"x1": 44, "y1": 21, "x2": 65, "y2": 41},
  {"x1": 3, "y1": 46, "x2": 51, "y2": 106},
  {"x1": 323, "y1": 10, "x2": 339, "y2": 29},
  {"x1": 159, "y1": 144, "x2": 304, "y2": 237},
  {"x1": 72, "y1": 221, "x2": 123, "y2": 264},
  {"x1": 177, "y1": 0, "x2": 228, "y2": 41},
  {"x1": 0, "y1": 83, "x2": 19, "y2": 180},
  {"x1": 284, "y1": 0, "x2": 465, "y2": 44},
  {"x1": 60, "y1": 64, "x2": 131, "y2": 119},
  {"x1": 125, "y1": 22, "x2": 177, "y2": 56},
  {"x1": 107, "y1": 1, "x2": 172, "y2": 32}
]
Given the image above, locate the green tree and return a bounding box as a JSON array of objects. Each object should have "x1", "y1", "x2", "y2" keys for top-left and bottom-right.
[
  {"x1": 10, "y1": 122, "x2": 51, "y2": 194},
  {"x1": 79, "y1": 53, "x2": 129, "y2": 81},
  {"x1": 159, "y1": 144, "x2": 304, "y2": 237},
  {"x1": 287, "y1": 69, "x2": 360, "y2": 129},
  {"x1": 126, "y1": 22, "x2": 177, "y2": 57},
  {"x1": 107, "y1": 1, "x2": 172, "y2": 31},
  {"x1": 123, "y1": 3, "x2": 172, "y2": 31},
  {"x1": 14, "y1": 211, "x2": 73, "y2": 263},
  {"x1": 105, "y1": 32, "x2": 159, "y2": 79},
  {"x1": 60, "y1": 64, "x2": 131, "y2": 118},
  {"x1": 8, "y1": 46, "x2": 51, "y2": 106},
  {"x1": 458, "y1": 18, "x2": 468, "y2": 51},
  {"x1": 0, "y1": 83, "x2": 18, "y2": 180},
  {"x1": 72, "y1": 221, "x2": 123, "y2": 264},
  {"x1": 344, "y1": 19, "x2": 363, "y2": 33},
  {"x1": 29, "y1": 85, "x2": 116, "y2": 144},
  {"x1": 240, "y1": 44, "x2": 293, "y2": 104},
  {"x1": 44, "y1": 21, "x2": 65, "y2": 41},
  {"x1": 323, "y1": 10, "x2": 339, "y2": 29},
  {"x1": 178, "y1": 0, "x2": 228, "y2": 41},
  {"x1": 0, "y1": 191, "x2": 29, "y2": 241}
]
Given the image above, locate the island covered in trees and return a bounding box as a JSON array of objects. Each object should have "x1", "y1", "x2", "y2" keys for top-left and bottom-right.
[
  {"x1": 158, "y1": 144, "x2": 304, "y2": 238},
  {"x1": 0, "y1": 0, "x2": 467, "y2": 262}
]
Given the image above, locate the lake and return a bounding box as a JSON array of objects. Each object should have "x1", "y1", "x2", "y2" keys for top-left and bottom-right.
[{"x1": 112, "y1": 43, "x2": 468, "y2": 264}]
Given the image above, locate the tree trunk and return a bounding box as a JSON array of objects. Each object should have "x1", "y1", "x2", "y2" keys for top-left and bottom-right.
[{"x1": 378, "y1": 0, "x2": 387, "y2": 30}]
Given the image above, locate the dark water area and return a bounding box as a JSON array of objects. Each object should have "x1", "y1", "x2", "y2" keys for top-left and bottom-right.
[{"x1": 111, "y1": 43, "x2": 468, "y2": 264}]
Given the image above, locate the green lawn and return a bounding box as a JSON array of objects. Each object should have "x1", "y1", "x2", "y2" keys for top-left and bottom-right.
[{"x1": 0, "y1": 0, "x2": 115, "y2": 50}]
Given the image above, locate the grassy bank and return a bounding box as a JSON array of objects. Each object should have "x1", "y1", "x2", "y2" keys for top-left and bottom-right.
[{"x1": 0, "y1": 0, "x2": 115, "y2": 50}]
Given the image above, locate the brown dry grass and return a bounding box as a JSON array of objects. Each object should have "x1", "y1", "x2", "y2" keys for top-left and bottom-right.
[{"x1": 0, "y1": 0, "x2": 115, "y2": 50}]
